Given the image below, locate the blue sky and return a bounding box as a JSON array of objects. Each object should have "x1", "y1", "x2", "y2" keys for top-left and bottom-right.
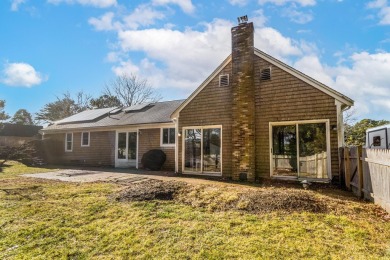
[{"x1": 1, "y1": 0, "x2": 390, "y2": 123}]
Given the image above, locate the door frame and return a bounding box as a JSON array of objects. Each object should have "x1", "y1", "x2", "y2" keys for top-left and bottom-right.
[
  {"x1": 269, "y1": 119, "x2": 331, "y2": 181},
  {"x1": 115, "y1": 129, "x2": 139, "y2": 168},
  {"x1": 182, "y1": 125, "x2": 223, "y2": 176}
]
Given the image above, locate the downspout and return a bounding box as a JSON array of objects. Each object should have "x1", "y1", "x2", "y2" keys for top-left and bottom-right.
[
  {"x1": 173, "y1": 117, "x2": 179, "y2": 173},
  {"x1": 335, "y1": 100, "x2": 351, "y2": 147}
]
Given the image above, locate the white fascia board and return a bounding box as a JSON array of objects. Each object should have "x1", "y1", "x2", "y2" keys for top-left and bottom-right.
[{"x1": 41, "y1": 122, "x2": 175, "y2": 134}]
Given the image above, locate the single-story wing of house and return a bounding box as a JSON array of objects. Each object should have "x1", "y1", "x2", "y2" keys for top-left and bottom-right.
[{"x1": 41, "y1": 21, "x2": 354, "y2": 182}]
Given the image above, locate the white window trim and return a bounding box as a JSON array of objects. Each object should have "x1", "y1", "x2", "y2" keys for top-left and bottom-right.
[
  {"x1": 160, "y1": 127, "x2": 176, "y2": 147},
  {"x1": 81, "y1": 132, "x2": 90, "y2": 147},
  {"x1": 182, "y1": 125, "x2": 223, "y2": 176},
  {"x1": 65, "y1": 132, "x2": 73, "y2": 152},
  {"x1": 268, "y1": 119, "x2": 331, "y2": 181}
]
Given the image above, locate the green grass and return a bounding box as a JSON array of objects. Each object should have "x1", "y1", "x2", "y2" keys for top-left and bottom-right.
[
  {"x1": 0, "y1": 161, "x2": 55, "y2": 179},
  {"x1": 0, "y1": 162, "x2": 389, "y2": 259}
]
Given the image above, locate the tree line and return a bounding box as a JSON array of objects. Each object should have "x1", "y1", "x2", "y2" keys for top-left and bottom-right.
[{"x1": 0, "y1": 73, "x2": 161, "y2": 126}]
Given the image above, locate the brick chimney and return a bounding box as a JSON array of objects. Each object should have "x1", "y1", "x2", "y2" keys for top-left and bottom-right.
[{"x1": 231, "y1": 21, "x2": 256, "y2": 181}]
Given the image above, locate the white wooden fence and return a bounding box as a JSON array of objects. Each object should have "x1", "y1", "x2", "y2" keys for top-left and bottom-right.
[{"x1": 340, "y1": 147, "x2": 390, "y2": 213}]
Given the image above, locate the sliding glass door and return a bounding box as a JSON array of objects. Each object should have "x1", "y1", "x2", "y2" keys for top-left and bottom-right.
[
  {"x1": 184, "y1": 126, "x2": 222, "y2": 175},
  {"x1": 271, "y1": 121, "x2": 329, "y2": 179},
  {"x1": 272, "y1": 125, "x2": 297, "y2": 177}
]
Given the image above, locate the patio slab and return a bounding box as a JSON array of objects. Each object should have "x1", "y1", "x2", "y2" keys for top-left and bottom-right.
[{"x1": 22, "y1": 168, "x2": 226, "y2": 185}]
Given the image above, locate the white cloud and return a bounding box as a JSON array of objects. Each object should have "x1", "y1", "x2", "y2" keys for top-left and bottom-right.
[
  {"x1": 89, "y1": 5, "x2": 166, "y2": 31},
  {"x1": 367, "y1": 0, "x2": 390, "y2": 25},
  {"x1": 367, "y1": 0, "x2": 387, "y2": 8},
  {"x1": 88, "y1": 12, "x2": 118, "y2": 31},
  {"x1": 229, "y1": 0, "x2": 248, "y2": 6},
  {"x1": 374, "y1": 99, "x2": 390, "y2": 110},
  {"x1": 112, "y1": 60, "x2": 140, "y2": 76},
  {"x1": 294, "y1": 55, "x2": 334, "y2": 86},
  {"x1": 258, "y1": 0, "x2": 316, "y2": 6},
  {"x1": 111, "y1": 18, "x2": 308, "y2": 92},
  {"x1": 1, "y1": 62, "x2": 47, "y2": 87},
  {"x1": 47, "y1": 0, "x2": 117, "y2": 8},
  {"x1": 252, "y1": 9, "x2": 268, "y2": 27},
  {"x1": 11, "y1": 0, "x2": 25, "y2": 11},
  {"x1": 123, "y1": 4, "x2": 165, "y2": 29},
  {"x1": 117, "y1": 19, "x2": 233, "y2": 87},
  {"x1": 282, "y1": 6, "x2": 313, "y2": 24},
  {"x1": 254, "y1": 27, "x2": 302, "y2": 59},
  {"x1": 152, "y1": 0, "x2": 195, "y2": 14}
]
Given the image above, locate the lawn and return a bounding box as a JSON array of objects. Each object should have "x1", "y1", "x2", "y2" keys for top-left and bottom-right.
[{"x1": 0, "y1": 162, "x2": 389, "y2": 259}]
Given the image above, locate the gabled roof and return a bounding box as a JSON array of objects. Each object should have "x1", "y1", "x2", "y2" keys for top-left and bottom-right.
[
  {"x1": 254, "y1": 49, "x2": 354, "y2": 106},
  {"x1": 171, "y1": 49, "x2": 354, "y2": 118},
  {"x1": 42, "y1": 100, "x2": 185, "y2": 133},
  {"x1": 0, "y1": 123, "x2": 43, "y2": 137}
]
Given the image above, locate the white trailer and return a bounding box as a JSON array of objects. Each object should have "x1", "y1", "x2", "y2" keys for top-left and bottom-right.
[{"x1": 366, "y1": 124, "x2": 390, "y2": 149}]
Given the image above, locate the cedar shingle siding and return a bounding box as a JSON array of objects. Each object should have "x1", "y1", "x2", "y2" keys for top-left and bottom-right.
[
  {"x1": 254, "y1": 58, "x2": 339, "y2": 178},
  {"x1": 178, "y1": 54, "x2": 340, "y2": 179},
  {"x1": 44, "y1": 128, "x2": 175, "y2": 171},
  {"x1": 43, "y1": 131, "x2": 115, "y2": 166},
  {"x1": 138, "y1": 128, "x2": 175, "y2": 171},
  {"x1": 178, "y1": 62, "x2": 233, "y2": 177}
]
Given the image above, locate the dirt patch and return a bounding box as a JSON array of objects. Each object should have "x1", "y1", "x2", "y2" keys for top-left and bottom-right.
[
  {"x1": 115, "y1": 179, "x2": 329, "y2": 214},
  {"x1": 236, "y1": 189, "x2": 327, "y2": 213},
  {"x1": 175, "y1": 184, "x2": 328, "y2": 214},
  {"x1": 114, "y1": 179, "x2": 187, "y2": 201}
]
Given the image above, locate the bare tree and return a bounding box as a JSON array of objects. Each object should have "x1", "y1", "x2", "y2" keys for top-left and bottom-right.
[
  {"x1": 103, "y1": 73, "x2": 161, "y2": 107},
  {"x1": 36, "y1": 91, "x2": 92, "y2": 123},
  {"x1": 343, "y1": 107, "x2": 357, "y2": 127}
]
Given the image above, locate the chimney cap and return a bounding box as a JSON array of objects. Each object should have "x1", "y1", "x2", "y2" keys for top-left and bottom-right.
[{"x1": 237, "y1": 15, "x2": 248, "y2": 24}]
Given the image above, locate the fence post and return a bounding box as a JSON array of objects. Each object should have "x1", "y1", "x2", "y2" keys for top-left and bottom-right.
[
  {"x1": 344, "y1": 147, "x2": 351, "y2": 190},
  {"x1": 357, "y1": 145, "x2": 363, "y2": 198}
]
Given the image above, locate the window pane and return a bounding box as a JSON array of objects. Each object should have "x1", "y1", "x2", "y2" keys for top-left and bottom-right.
[
  {"x1": 272, "y1": 125, "x2": 297, "y2": 177},
  {"x1": 203, "y1": 128, "x2": 221, "y2": 172},
  {"x1": 82, "y1": 132, "x2": 89, "y2": 146},
  {"x1": 66, "y1": 133, "x2": 72, "y2": 151},
  {"x1": 128, "y1": 132, "x2": 137, "y2": 160},
  {"x1": 169, "y1": 128, "x2": 175, "y2": 144},
  {"x1": 117, "y1": 133, "x2": 126, "y2": 159},
  {"x1": 184, "y1": 129, "x2": 201, "y2": 172},
  {"x1": 298, "y1": 123, "x2": 327, "y2": 178},
  {"x1": 66, "y1": 141, "x2": 72, "y2": 151},
  {"x1": 163, "y1": 128, "x2": 169, "y2": 144}
]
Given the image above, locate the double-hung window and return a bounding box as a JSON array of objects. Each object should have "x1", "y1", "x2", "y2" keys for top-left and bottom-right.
[
  {"x1": 65, "y1": 133, "x2": 73, "y2": 152},
  {"x1": 161, "y1": 128, "x2": 175, "y2": 146},
  {"x1": 81, "y1": 132, "x2": 90, "y2": 147}
]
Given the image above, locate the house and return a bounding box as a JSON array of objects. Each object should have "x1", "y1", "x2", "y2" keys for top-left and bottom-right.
[
  {"x1": 0, "y1": 123, "x2": 43, "y2": 148},
  {"x1": 41, "y1": 21, "x2": 353, "y2": 182}
]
